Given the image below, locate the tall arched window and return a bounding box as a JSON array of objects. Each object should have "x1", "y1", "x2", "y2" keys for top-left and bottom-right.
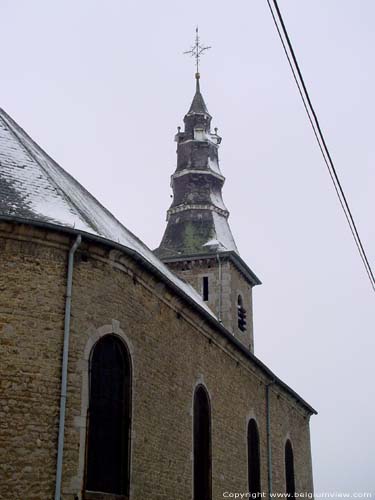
[
  {"x1": 285, "y1": 439, "x2": 296, "y2": 498},
  {"x1": 193, "y1": 385, "x2": 212, "y2": 500},
  {"x1": 247, "y1": 419, "x2": 261, "y2": 494},
  {"x1": 86, "y1": 335, "x2": 131, "y2": 496}
]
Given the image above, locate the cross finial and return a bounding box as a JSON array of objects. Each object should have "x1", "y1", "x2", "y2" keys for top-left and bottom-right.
[{"x1": 183, "y1": 27, "x2": 211, "y2": 75}]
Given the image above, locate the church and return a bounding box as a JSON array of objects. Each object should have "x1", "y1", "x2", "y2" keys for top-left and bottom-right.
[{"x1": 0, "y1": 69, "x2": 316, "y2": 500}]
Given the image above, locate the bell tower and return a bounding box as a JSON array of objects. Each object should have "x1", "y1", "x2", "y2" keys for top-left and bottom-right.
[{"x1": 155, "y1": 68, "x2": 261, "y2": 352}]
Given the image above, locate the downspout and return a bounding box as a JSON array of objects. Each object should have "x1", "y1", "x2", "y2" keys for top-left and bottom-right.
[
  {"x1": 216, "y1": 253, "x2": 222, "y2": 322},
  {"x1": 266, "y1": 380, "x2": 275, "y2": 499},
  {"x1": 54, "y1": 234, "x2": 82, "y2": 500}
]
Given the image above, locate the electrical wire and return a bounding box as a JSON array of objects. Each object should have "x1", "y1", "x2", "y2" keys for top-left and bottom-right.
[{"x1": 266, "y1": 0, "x2": 375, "y2": 292}]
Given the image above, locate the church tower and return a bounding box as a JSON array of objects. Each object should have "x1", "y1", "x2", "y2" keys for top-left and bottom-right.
[{"x1": 155, "y1": 72, "x2": 260, "y2": 351}]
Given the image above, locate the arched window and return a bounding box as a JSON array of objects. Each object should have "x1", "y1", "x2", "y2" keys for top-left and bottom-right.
[
  {"x1": 193, "y1": 385, "x2": 212, "y2": 500},
  {"x1": 237, "y1": 295, "x2": 247, "y2": 332},
  {"x1": 285, "y1": 439, "x2": 296, "y2": 498},
  {"x1": 86, "y1": 335, "x2": 131, "y2": 496},
  {"x1": 247, "y1": 419, "x2": 261, "y2": 494}
]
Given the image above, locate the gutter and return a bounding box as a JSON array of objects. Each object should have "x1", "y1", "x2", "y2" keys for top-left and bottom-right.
[
  {"x1": 161, "y1": 250, "x2": 262, "y2": 287},
  {"x1": 54, "y1": 234, "x2": 82, "y2": 500},
  {"x1": 266, "y1": 380, "x2": 275, "y2": 499},
  {"x1": 216, "y1": 253, "x2": 222, "y2": 322},
  {"x1": 0, "y1": 215, "x2": 317, "y2": 416}
]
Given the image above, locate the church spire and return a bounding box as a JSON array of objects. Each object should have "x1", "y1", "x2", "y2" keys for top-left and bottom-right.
[
  {"x1": 155, "y1": 71, "x2": 238, "y2": 259},
  {"x1": 155, "y1": 35, "x2": 260, "y2": 349}
]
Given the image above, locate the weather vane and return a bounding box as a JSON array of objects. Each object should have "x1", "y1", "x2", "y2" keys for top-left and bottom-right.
[{"x1": 183, "y1": 27, "x2": 211, "y2": 74}]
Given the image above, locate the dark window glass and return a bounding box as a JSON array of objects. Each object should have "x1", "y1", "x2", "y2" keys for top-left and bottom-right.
[
  {"x1": 203, "y1": 277, "x2": 209, "y2": 301},
  {"x1": 285, "y1": 440, "x2": 296, "y2": 498},
  {"x1": 194, "y1": 386, "x2": 212, "y2": 500},
  {"x1": 248, "y1": 419, "x2": 261, "y2": 494},
  {"x1": 86, "y1": 335, "x2": 131, "y2": 495}
]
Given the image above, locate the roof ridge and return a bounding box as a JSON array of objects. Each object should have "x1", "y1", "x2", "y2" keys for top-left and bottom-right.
[
  {"x1": 0, "y1": 107, "x2": 171, "y2": 265},
  {"x1": 0, "y1": 109, "x2": 99, "y2": 233}
]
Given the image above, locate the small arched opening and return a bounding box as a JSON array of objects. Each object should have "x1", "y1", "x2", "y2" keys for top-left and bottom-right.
[{"x1": 237, "y1": 294, "x2": 247, "y2": 332}]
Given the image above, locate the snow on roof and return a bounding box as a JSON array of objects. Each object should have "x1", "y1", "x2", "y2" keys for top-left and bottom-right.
[
  {"x1": 211, "y1": 211, "x2": 238, "y2": 253},
  {"x1": 208, "y1": 156, "x2": 222, "y2": 175},
  {"x1": 203, "y1": 238, "x2": 228, "y2": 252},
  {"x1": 210, "y1": 188, "x2": 228, "y2": 212},
  {"x1": 0, "y1": 108, "x2": 215, "y2": 316}
]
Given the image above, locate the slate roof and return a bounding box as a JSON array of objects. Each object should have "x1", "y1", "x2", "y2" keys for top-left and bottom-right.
[
  {"x1": 156, "y1": 75, "x2": 242, "y2": 260},
  {"x1": 0, "y1": 107, "x2": 214, "y2": 315},
  {"x1": 187, "y1": 76, "x2": 211, "y2": 116},
  {"x1": 188, "y1": 88, "x2": 210, "y2": 115}
]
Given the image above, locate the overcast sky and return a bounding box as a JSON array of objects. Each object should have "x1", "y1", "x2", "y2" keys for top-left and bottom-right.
[{"x1": 1, "y1": 0, "x2": 374, "y2": 494}]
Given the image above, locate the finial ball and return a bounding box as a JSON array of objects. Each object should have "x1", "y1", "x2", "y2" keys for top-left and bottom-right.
[{"x1": 195, "y1": 72, "x2": 200, "y2": 80}]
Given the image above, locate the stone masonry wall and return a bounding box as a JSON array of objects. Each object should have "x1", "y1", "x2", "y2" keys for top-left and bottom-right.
[
  {"x1": 166, "y1": 257, "x2": 254, "y2": 351},
  {"x1": 0, "y1": 222, "x2": 314, "y2": 500}
]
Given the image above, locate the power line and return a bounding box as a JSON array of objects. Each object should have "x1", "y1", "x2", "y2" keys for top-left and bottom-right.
[{"x1": 266, "y1": 0, "x2": 375, "y2": 292}]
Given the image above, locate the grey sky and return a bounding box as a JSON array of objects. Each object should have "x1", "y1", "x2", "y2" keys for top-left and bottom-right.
[{"x1": 1, "y1": 0, "x2": 374, "y2": 493}]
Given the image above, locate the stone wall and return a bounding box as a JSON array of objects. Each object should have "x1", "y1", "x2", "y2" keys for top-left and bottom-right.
[
  {"x1": 0, "y1": 221, "x2": 314, "y2": 500},
  {"x1": 166, "y1": 256, "x2": 254, "y2": 350}
]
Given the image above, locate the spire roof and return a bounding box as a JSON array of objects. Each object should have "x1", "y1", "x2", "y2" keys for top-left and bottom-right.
[
  {"x1": 156, "y1": 72, "x2": 239, "y2": 259},
  {"x1": 187, "y1": 73, "x2": 210, "y2": 116}
]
